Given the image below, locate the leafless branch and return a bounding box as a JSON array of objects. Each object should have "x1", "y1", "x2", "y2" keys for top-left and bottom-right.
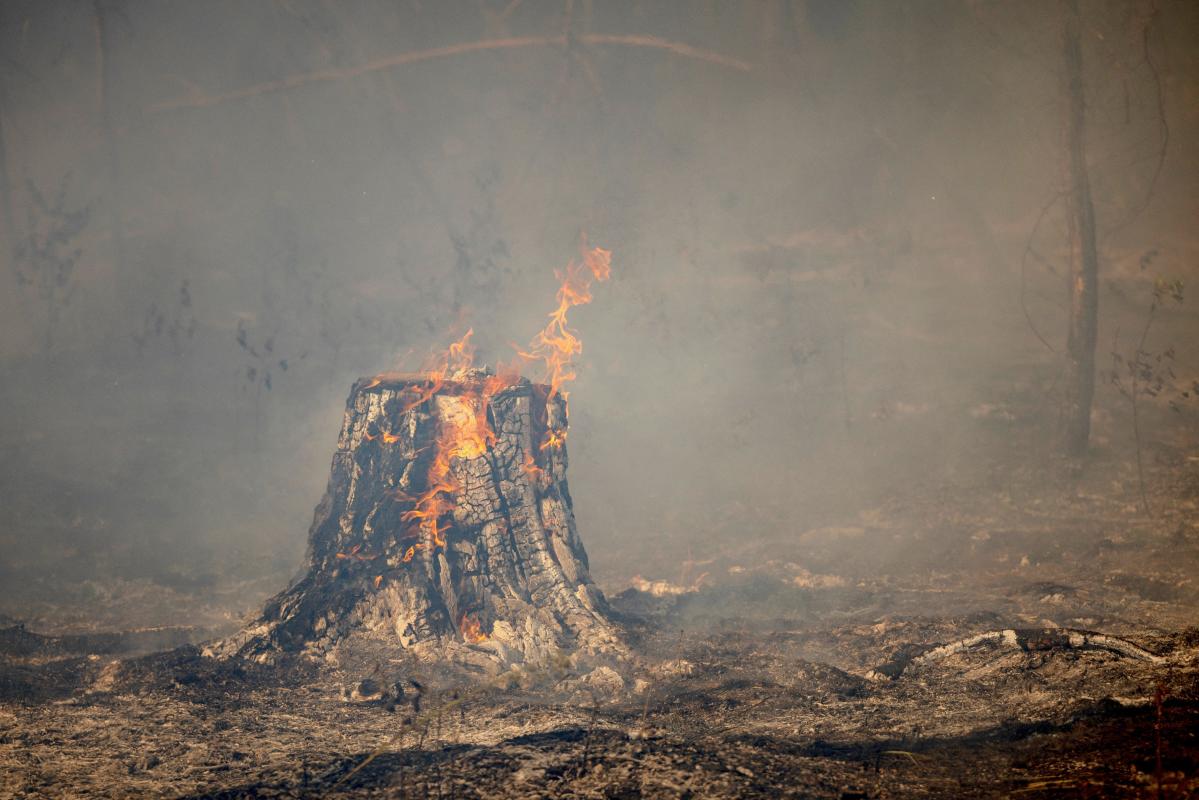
[
  {"x1": 148, "y1": 34, "x2": 750, "y2": 113},
  {"x1": 1019, "y1": 191, "x2": 1066, "y2": 353}
]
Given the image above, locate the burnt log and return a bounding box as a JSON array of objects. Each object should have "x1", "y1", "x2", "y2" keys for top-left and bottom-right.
[{"x1": 208, "y1": 370, "x2": 624, "y2": 670}]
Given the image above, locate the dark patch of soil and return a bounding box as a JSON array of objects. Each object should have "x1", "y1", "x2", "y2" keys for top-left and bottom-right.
[{"x1": 2, "y1": 440, "x2": 1198, "y2": 797}]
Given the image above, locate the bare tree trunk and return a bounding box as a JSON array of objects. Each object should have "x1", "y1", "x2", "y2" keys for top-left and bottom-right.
[
  {"x1": 0, "y1": 80, "x2": 16, "y2": 273},
  {"x1": 93, "y1": 1, "x2": 126, "y2": 278},
  {"x1": 1061, "y1": 0, "x2": 1099, "y2": 457}
]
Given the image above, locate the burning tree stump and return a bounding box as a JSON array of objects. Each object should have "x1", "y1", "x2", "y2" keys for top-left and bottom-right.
[{"x1": 208, "y1": 369, "x2": 624, "y2": 670}]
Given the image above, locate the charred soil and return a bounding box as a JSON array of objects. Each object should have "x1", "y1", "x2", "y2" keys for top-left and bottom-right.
[{"x1": 2, "y1": 427, "x2": 1198, "y2": 797}]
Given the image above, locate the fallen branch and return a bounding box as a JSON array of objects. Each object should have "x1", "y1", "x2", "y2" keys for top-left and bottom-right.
[
  {"x1": 866, "y1": 628, "x2": 1164, "y2": 681},
  {"x1": 149, "y1": 34, "x2": 750, "y2": 112}
]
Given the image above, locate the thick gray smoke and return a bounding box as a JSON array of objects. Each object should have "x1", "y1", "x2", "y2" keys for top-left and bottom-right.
[{"x1": 1, "y1": 1, "x2": 1195, "y2": 630}]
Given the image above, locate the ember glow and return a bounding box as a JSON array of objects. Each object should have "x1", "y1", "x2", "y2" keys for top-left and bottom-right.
[
  {"x1": 458, "y1": 612, "x2": 487, "y2": 644},
  {"x1": 335, "y1": 544, "x2": 370, "y2": 561},
  {"x1": 539, "y1": 429, "x2": 566, "y2": 451},
  {"x1": 397, "y1": 328, "x2": 491, "y2": 551},
  {"x1": 522, "y1": 452, "x2": 547, "y2": 482}
]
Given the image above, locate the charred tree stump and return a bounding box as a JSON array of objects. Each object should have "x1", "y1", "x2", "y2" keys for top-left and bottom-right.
[{"x1": 209, "y1": 370, "x2": 624, "y2": 670}]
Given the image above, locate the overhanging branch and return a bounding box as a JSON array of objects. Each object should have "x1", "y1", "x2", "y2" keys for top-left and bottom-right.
[{"x1": 148, "y1": 33, "x2": 751, "y2": 113}]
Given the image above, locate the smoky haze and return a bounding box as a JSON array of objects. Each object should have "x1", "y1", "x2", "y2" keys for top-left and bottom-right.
[{"x1": 0, "y1": 1, "x2": 1196, "y2": 632}]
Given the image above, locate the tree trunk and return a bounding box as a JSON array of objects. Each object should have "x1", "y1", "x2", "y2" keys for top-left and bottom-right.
[
  {"x1": 1061, "y1": 0, "x2": 1099, "y2": 457},
  {"x1": 209, "y1": 372, "x2": 624, "y2": 672},
  {"x1": 93, "y1": 2, "x2": 126, "y2": 279},
  {"x1": 0, "y1": 77, "x2": 33, "y2": 344},
  {"x1": 0, "y1": 80, "x2": 17, "y2": 273}
]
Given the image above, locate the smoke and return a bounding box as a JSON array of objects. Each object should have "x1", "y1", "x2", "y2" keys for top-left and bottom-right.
[{"x1": 0, "y1": 1, "x2": 1196, "y2": 628}]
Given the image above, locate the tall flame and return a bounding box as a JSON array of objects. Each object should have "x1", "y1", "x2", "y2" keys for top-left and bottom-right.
[
  {"x1": 517, "y1": 245, "x2": 612, "y2": 400},
  {"x1": 370, "y1": 245, "x2": 612, "y2": 561}
]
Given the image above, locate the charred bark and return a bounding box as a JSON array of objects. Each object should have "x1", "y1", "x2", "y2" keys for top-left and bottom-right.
[
  {"x1": 866, "y1": 628, "x2": 1163, "y2": 682},
  {"x1": 209, "y1": 372, "x2": 624, "y2": 670}
]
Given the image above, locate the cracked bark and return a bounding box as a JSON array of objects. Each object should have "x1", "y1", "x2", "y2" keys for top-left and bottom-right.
[{"x1": 210, "y1": 374, "x2": 623, "y2": 669}]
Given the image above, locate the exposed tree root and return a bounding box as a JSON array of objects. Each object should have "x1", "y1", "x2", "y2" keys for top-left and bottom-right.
[{"x1": 866, "y1": 628, "x2": 1165, "y2": 681}]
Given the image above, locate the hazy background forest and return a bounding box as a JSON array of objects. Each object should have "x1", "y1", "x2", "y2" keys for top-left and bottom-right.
[{"x1": 1, "y1": 0, "x2": 1196, "y2": 634}]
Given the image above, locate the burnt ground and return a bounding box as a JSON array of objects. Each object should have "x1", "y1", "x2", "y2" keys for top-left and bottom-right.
[{"x1": 2, "y1": 427, "x2": 1198, "y2": 798}]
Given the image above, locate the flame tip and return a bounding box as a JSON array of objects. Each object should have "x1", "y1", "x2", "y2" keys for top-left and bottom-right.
[{"x1": 382, "y1": 245, "x2": 611, "y2": 557}]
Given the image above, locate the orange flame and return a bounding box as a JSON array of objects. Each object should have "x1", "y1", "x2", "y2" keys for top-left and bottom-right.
[
  {"x1": 335, "y1": 544, "x2": 370, "y2": 561},
  {"x1": 401, "y1": 394, "x2": 494, "y2": 549},
  {"x1": 540, "y1": 429, "x2": 566, "y2": 451},
  {"x1": 398, "y1": 330, "x2": 505, "y2": 551},
  {"x1": 517, "y1": 245, "x2": 611, "y2": 400},
  {"x1": 390, "y1": 247, "x2": 611, "y2": 559},
  {"x1": 459, "y1": 612, "x2": 487, "y2": 644},
  {"x1": 522, "y1": 452, "x2": 547, "y2": 482}
]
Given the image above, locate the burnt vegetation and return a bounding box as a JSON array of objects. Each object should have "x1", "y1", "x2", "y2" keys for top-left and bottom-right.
[{"x1": 0, "y1": 1, "x2": 1198, "y2": 798}]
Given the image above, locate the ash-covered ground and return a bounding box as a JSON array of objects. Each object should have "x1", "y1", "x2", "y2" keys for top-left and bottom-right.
[
  {"x1": 2, "y1": 3, "x2": 1198, "y2": 797},
  {"x1": 2, "y1": 427, "x2": 1197, "y2": 799}
]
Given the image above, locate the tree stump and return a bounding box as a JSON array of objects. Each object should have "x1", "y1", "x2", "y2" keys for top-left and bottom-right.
[{"x1": 208, "y1": 370, "x2": 625, "y2": 671}]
